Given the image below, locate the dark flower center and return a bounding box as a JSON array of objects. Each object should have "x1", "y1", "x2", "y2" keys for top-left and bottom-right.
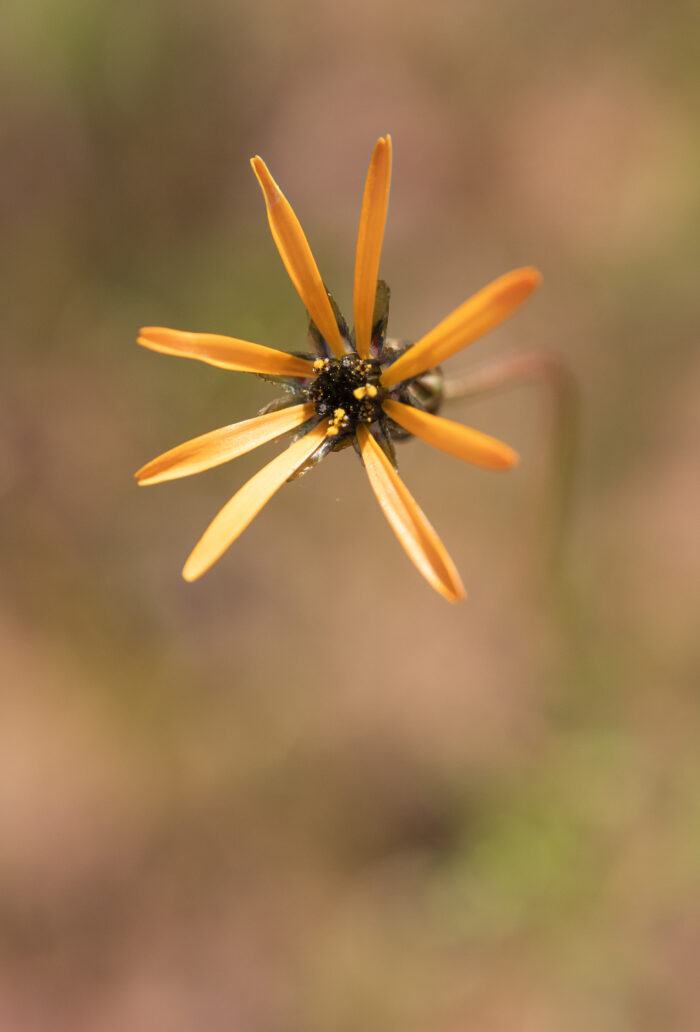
[{"x1": 308, "y1": 354, "x2": 384, "y2": 436}]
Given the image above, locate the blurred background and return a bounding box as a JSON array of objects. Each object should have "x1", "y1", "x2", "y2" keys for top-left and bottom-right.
[{"x1": 2, "y1": 0, "x2": 700, "y2": 1028}]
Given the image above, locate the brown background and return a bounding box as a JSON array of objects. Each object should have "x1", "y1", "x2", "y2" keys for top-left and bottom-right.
[{"x1": 2, "y1": 0, "x2": 700, "y2": 1028}]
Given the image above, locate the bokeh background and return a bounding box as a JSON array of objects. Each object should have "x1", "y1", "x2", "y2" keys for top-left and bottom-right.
[{"x1": 3, "y1": 0, "x2": 700, "y2": 1028}]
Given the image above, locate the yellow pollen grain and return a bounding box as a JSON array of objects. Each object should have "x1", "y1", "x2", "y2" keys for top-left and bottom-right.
[
  {"x1": 313, "y1": 358, "x2": 325, "y2": 371},
  {"x1": 353, "y1": 386, "x2": 367, "y2": 400},
  {"x1": 365, "y1": 384, "x2": 378, "y2": 397},
  {"x1": 334, "y1": 408, "x2": 346, "y2": 418},
  {"x1": 326, "y1": 426, "x2": 339, "y2": 436}
]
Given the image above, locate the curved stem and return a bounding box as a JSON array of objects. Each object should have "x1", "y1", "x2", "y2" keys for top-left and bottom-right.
[{"x1": 444, "y1": 351, "x2": 578, "y2": 574}]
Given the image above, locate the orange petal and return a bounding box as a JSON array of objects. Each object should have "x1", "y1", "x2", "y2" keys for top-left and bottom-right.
[
  {"x1": 380, "y1": 267, "x2": 542, "y2": 388},
  {"x1": 138, "y1": 327, "x2": 315, "y2": 378},
  {"x1": 135, "y1": 403, "x2": 316, "y2": 486},
  {"x1": 356, "y1": 424, "x2": 465, "y2": 603},
  {"x1": 250, "y1": 156, "x2": 345, "y2": 358},
  {"x1": 353, "y1": 135, "x2": 392, "y2": 358},
  {"x1": 182, "y1": 420, "x2": 328, "y2": 582},
  {"x1": 382, "y1": 399, "x2": 518, "y2": 470}
]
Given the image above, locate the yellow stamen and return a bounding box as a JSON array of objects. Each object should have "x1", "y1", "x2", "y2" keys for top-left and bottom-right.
[
  {"x1": 380, "y1": 267, "x2": 542, "y2": 388},
  {"x1": 353, "y1": 135, "x2": 393, "y2": 358},
  {"x1": 326, "y1": 426, "x2": 339, "y2": 437},
  {"x1": 313, "y1": 358, "x2": 326, "y2": 372},
  {"x1": 353, "y1": 386, "x2": 367, "y2": 400},
  {"x1": 250, "y1": 156, "x2": 345, "y2": 359},
  {"x1": 365, "y1": 384, "x2": 378, "y2": 398}
]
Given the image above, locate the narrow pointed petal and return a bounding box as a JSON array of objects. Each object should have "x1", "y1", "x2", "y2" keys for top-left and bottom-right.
[
  {"x1": 250, "y1": 156, "x2": 345, "y2": 358},
  {"x1": 382, "y1": 399, "x2": 518, "y2": 470},
  {"x1": 380, "y1": 267, "x2": 542, "y2": 388},
  {"x1": 135, "y1": 403, "x2": 316, "y2": 486},
  {"x1": 138, "y1": 327, "x2": 315, "y2": 378},
  {"x1": 353, "y1": 135, "x2": 392, "y2": 358},
  {"x1": 356, "y1": 424, "x2": 465, "y2": 603},
  {"x1": 182, "y1": 421, "x2": 328, "y2": 582}
]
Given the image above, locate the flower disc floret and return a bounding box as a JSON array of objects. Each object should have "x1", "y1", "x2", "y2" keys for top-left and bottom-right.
[{"x1": 308, "y1": 355, "x2": 384, "y2": 437}]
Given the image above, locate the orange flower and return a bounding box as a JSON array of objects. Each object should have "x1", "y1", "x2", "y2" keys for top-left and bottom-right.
[{"x1": 136, "y1": 137, "x2": 541, "y2": 602}]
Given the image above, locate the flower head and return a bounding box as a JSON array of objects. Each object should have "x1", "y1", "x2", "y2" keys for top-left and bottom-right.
[{"x1": 136, "y1": 136, "x2": 541, "y2": 602}]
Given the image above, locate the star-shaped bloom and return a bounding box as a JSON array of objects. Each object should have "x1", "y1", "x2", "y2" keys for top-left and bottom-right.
[{"x1": 136, "y1": 136, "x2": 540, "y2": 601}]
